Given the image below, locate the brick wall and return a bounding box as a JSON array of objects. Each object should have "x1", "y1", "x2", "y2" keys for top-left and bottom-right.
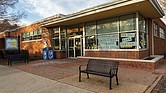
[
  {"x1": 77, "y1": 57, "x2": 165, "y2": 70},
  {"x1": 55, "y1": 51, "x2": 67, "y2": 59},
  {"x1": 17, "y1": 24, "x2": 45, "y2": 58},
  {"x1": 153, "y1": 19, "x2": 166, "y2": 55},
  {"x1": 21, "y1": 41, "x2": 43, "y2": 58},
  {"x1": 0, "y1": 38, "x2": 5, "y2": 49},
  {"x1": 148, "y1": 18, "x2": 153, "y2": 55},
  {"x1": 85, "y1": 50, "x2": 149, "y2": 59}
]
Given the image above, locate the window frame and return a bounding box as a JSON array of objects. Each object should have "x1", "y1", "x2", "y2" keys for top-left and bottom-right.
[
  {"x1": 84, "y1": 12, "x2": 148, "y2": 51},
  {"x1": 22, "y1": 30, "x2": 42, "y2": 42},
  {"x1": 153, "y1": 22, "x2": 158, "y2": 37},
  {"x1": 159, "y1": 27, "x2": 165, "y2": 39}
]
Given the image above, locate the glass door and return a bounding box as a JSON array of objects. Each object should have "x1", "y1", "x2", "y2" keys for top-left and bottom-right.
[
  {"x1": 68, "y1": 38, "x2": 74, "y2": 57},
  {"x1": 68, "y1": 36, "x2": 82, "y2": 58},
  {"x1": 75, "y1": 38, "x2": 81, "y2": 57}
]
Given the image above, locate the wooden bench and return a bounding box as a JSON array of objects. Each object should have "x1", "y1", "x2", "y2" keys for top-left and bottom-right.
[
  {"x1": 79, "y1": 59, "x2": 119, "y2": 90},
  {"x1": 8, "y1": 53, "x2": 29, "y2": 66}
]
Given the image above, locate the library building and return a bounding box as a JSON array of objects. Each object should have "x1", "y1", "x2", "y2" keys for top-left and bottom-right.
[{"x1": 0, "y1": 0, "x2": 166, "y2": 69}]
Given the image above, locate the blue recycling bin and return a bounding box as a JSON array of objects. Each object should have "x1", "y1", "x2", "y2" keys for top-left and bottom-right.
[
  {"x1": 43, "y1": 47, "x2": 48, "y2": 60},
  {"x1": 48, "y1": 49, "x2": 54, "y2": 60},
  {"x1": 43, "y1": 47, "x2": 55, "y2": 60}
]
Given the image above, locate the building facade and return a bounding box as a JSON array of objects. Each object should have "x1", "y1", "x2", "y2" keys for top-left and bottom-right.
[{"x1": 0, "y1": 0, "x2": 166, "y2": 67}]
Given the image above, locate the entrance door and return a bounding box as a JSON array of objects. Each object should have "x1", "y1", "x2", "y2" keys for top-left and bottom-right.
[{"x1": 68, "y1": 36, "x2": 82, "y2": 58}]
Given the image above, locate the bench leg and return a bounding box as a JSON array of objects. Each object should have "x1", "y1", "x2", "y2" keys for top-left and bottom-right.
[
  {"x1": 116, "y1": 75, "x2": 119, "y2": 85},
  {"x1": 110, "y1": 76, "x2": 112, "y2": 90},
  {"x1": 27, "y1": 59, "x2": 29, "y2": 64},
  {"x1": 8, "y1": 60, "x2": 12, "y2": 66},
  {"x1": 87, "y1": 73, "x2": 90, "y2": 79},
  {"x1": 8, "y1": 60, "x2": 10, "y2": 66},
  {"x1": 79, "y1": 71, "x2": 81, "y2": 82}
]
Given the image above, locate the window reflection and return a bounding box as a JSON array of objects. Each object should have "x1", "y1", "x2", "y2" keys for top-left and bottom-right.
[
  {"x1": 85, "y1": 36, "x2": 97, "y2": 49},
  {"x1": 139, "y1": 14, "x2": 148, "y2": 49},
  {"x1": 52, "y1": 27, "x2": 60, "y2": 50},
  {"x1": 22, "y1": 30, "x2": 42, "y2": 41},
  {"x1": 85, "y1": 13, "x2": 147, "y2": 50},
  {"x1": 120, "y1": 14, "x2": 136, "y2": 31},
  {"x1": 97, "y1": 18, "x2": 118, "y2": 34}
]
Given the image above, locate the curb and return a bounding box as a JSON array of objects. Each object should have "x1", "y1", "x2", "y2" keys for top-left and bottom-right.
[{"x1": 144, "y1": 75, "x2": 163, "y2": 93}]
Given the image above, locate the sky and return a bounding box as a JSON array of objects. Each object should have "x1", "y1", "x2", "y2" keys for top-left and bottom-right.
[{"x1": 15, "y1": 0, "x2": 113, "y2": 25}]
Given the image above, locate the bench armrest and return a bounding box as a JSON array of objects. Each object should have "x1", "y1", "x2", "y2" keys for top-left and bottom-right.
[{"x1": 79, "y1": 65, "x2": 87, "y2": 71}]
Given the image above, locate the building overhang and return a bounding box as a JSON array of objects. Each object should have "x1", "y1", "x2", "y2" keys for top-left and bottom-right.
[{"x1": 39, "y1": 0, "x2": 165, "y2": 27}]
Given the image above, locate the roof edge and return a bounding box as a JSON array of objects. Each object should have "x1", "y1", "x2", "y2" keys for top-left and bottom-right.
[{"x1": 149, "y1": 0, "x2": 165, "y2": 17}]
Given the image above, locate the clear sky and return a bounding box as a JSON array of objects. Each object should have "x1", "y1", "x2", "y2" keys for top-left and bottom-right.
[{"x1": 15, "y1": 0, "x2": 112, "y2": 25}]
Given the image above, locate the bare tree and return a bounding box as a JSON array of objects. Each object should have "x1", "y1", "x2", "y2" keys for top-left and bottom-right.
[{"x1": 0, "y1": 0, "x2": 26, "y2": 22}]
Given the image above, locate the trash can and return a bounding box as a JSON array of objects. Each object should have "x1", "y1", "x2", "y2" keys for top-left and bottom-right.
[
  {"x1": 43, "y1": 47, "x2": 48, "y2": 60},
  {"x1": 48, "y1": 48, "x2": 54, "y2": 60}
]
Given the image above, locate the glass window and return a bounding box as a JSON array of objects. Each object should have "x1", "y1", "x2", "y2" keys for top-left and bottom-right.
[
  {"x1": 139, "y1": 32, "x2": 147, "y2": 49},
  {"x1": 97, "y1": 18, "x2": 118, "y2": 34},
  {"x1": 85, "y1": 13, "x2": 148, "y2": 50},
  {"x1": 53, "y1": 28, "x2": 59, "y2": 37},
  {"x1": 29, "y1": 31, "x2": 33, "y2": 36},
  {"x1": 85, "y1": 36, "x2": 97, "y2": 49},
  {"x1": 22, "y1": 32, "x2": 30, "y2": 41},
  {"x1": 120, "y1": 14, "x2": 136, "y2": 31},
  {"x1": 61, "y1": 28, "x2": 66, "y2": 50},
  {"x1": 34, "y1": 30, "x2": 38, "y2": 35},
  {"x1": 120, "y1": 32, "x2": 137, "y2": 49},
  {"x1": 85, "y1": 22, "x2": 96, "y2": 35},
  {"x1": 154, "y1": 22, "x2": 158, "y2": 37},
  {"x1": 22, "y1": 30, "x2": 41, "y2": 41},
  {"x1": 160, "y1": 27, "x2": 165, "y2": 39},
  {"x1": 52, "y1": 27, "x2": 60, "y2": 50},
  {"x1": 139, "y1": 14, "x2": 147, "y2": 49},
  {"x1": 139, "y1": 15, "x2": 143, "y2": 31},
  {"x1": 52, "y1": 38, "x2": 59, "y2": 50},
  {"x1": 85, "y1": 21, "x2": 97, "y2": 49},
  {"x1": 67, "y1": 28, "x2": 78, "y2": 37},
  {"x1": 98, "y1": 34, "x2": 118, "y2": 49}
]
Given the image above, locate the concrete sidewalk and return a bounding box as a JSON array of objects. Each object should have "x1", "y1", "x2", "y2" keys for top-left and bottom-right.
[
  {"x1": 0, "y1": 65, "x2": 93, "y2": 93},
  {"x1": 0, "y1": 59, "x2": 163, "y2": 93}
]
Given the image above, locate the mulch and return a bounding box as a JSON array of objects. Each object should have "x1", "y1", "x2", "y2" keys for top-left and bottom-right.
[{"x1": 151, "y1": 76, "x2": 166, "y2": 93}]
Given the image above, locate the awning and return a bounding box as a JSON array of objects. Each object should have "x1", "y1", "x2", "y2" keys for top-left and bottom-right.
[{"x1": 39, "y1": 0, "x2": 165, "y2": 27}]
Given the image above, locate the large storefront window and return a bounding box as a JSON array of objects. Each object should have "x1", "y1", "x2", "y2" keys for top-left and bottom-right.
[
  {"x1": 85, "y1": 22, "x2": 96, "y2": 35},
  {"x1": 85, "y1": 35, "x2": 97, "y2": 49},
  {"x1": 52, "y1": 28, "x2": 60, "y2": 50},
  {"x1": 97, "y1": 18, "x2": 118, "y2": 34},
  {"x1": 67, "y1": 25, "x2": 83, "y2": 37},
  {"x1": 97, "y1": 17, "x2": 119, "y2": 49},
  {"x1": 119, "y1": 14, "x2": 137, "y2": 49},
  {"x1": 120, "y1": 32, "x2": 137, "y2": 49},
  {"x1": 85, "y1": 22, "x2": 97, "y2": 49},
  {"x1": 52, "y1": 27, "x2": 67, "y2": 50},
  {"x1": 85, "y1": 13, "x2": 148, "y2": 50},
  {"x1": 139, "y1": 14, "x2": 148, "y2": 49},
  {"x1": 61, "y1": 28, "x2": 66, "y2": 50},
  {"x1": 98, "y1": 34, "x2": 119, "y2": 49},
  {"x1": 120, "y1": 14, "x2": 136, "y2": 31}
]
